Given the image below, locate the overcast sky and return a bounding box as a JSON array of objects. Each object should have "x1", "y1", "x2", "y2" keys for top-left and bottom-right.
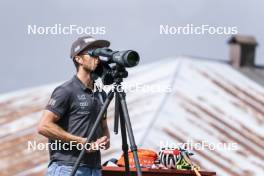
[{"x1": 0, "y1": 0, "x2": 263, "y2": 94}]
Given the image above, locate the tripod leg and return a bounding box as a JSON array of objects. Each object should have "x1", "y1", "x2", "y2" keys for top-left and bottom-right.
[
  {"x1": 118, "y1": 91, "x2": 142, "y2": 176},
  {"x1": 114, "y1": 93, "x2": 120, "y2": 134},
  {"x1": 119, "y1": 101, "x2": 130, "y2": 176},
  {"x1": 70, "y1": 90, "x2": 115, "y2": 176}
]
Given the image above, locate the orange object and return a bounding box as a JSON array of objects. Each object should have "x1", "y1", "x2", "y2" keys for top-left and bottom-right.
[{"x1": 117, "y1": 149, "x2": 157, "y2": 168}]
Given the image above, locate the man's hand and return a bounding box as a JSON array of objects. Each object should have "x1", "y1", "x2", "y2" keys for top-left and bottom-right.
[
  {"x1": 81, "y1": 136, "x2": 110, "y2": 154},
  {"x1": 88, "y1": 136, "x2": 110, "y2": 151},
  {"x1": 96, "y1": 136, "x2": 110, "y2": 150}
]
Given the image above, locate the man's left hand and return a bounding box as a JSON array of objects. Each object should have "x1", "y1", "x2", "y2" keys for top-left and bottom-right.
[{"x1": 96, "y1": 136, "x2": 110, "y2": 150}]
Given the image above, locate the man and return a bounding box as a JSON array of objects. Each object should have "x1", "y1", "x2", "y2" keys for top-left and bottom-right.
[{"x1": 38, "y1": 36, "x2": 111, "y2": 176}]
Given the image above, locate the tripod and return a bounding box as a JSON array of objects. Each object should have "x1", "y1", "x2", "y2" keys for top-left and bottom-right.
[{"x1": 70, "y1": 70, "x2": 142, "y2": 176}]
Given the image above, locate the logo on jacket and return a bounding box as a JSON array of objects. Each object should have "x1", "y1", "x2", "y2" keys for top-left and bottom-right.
[{"x1": 77, "y1": 94, "x2": 87, "y2": 100}]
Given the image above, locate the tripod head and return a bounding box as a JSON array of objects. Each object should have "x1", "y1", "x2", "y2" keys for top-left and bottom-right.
[
  {"x1": 91, "y1": 62, "x2": 130, "y2": 86},
  {"x1": 111, "y1": 64, "x2": 129, "y2": 83}
]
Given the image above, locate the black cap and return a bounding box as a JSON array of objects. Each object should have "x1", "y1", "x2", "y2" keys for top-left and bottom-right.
[{"x1": 70, "y1": 36, "x2": 110, "y2": 58}]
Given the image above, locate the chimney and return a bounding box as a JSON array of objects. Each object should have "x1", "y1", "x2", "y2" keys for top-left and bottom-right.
[{"x1": 228, "y1": 35, "x2": 258, "y2": 68}]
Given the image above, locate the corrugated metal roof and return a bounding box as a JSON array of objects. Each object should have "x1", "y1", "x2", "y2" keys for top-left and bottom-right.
[{"x1": 0, "y1": 57, "x2": 263, "y2": 176}]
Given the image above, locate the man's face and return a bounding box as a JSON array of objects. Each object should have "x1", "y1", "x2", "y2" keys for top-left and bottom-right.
[{"x1": 77, "y1": 50, "x2": 100, "y2": 72}]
